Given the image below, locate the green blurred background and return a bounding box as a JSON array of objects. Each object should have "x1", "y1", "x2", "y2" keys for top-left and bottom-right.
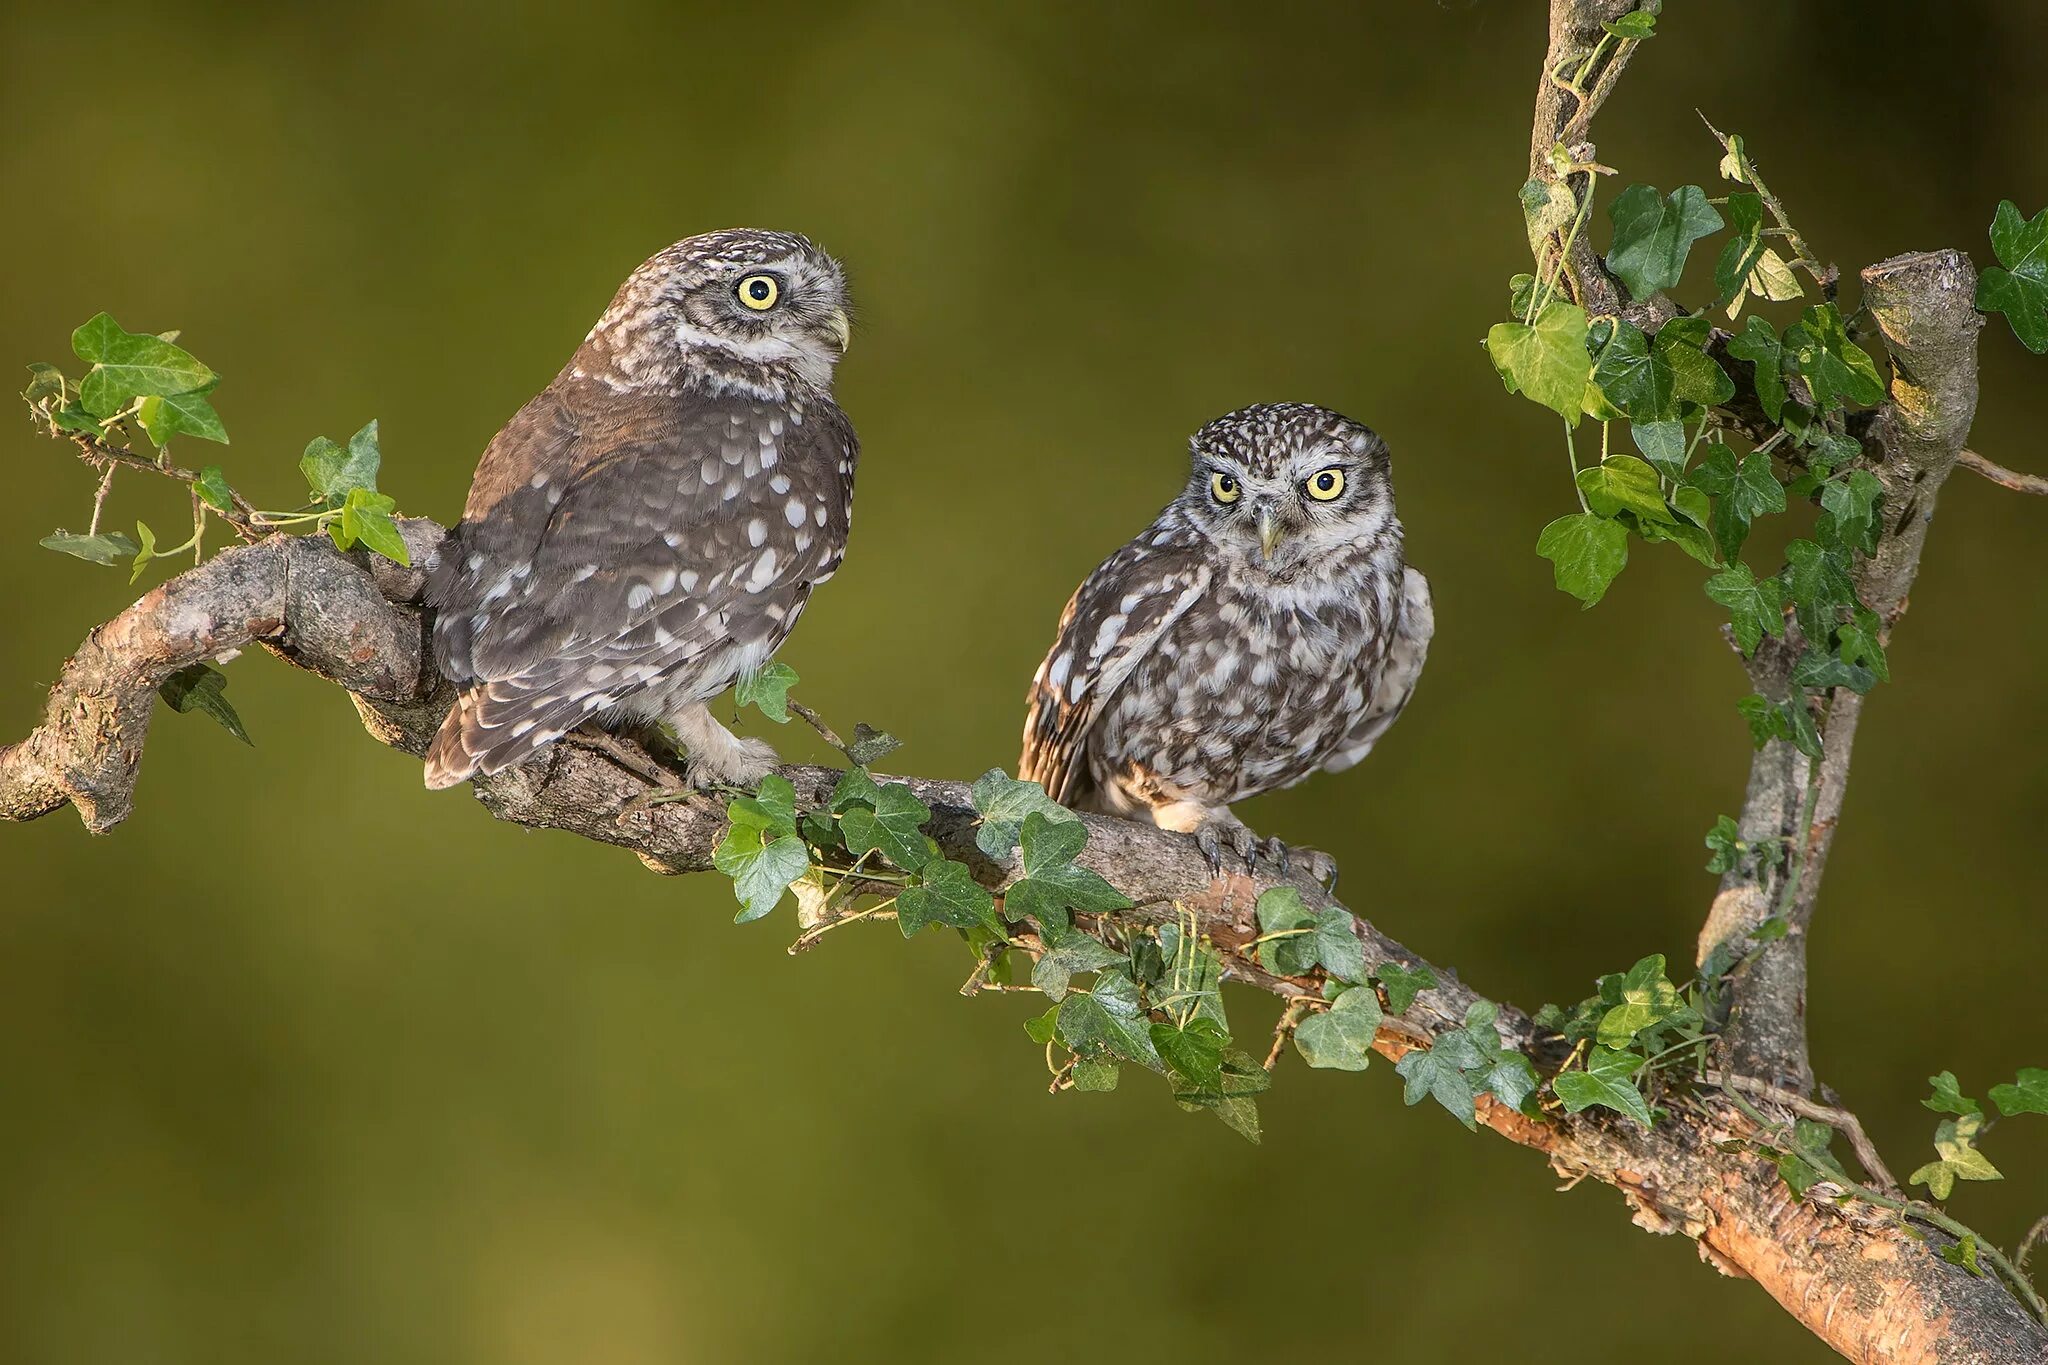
[{"x1": 2, "y1": 3, "x2": 2044, "y2": 1361}]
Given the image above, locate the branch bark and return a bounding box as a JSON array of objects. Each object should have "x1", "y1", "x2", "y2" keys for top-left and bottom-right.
[{"x1": 1, "y1": 514, "x2": 2039, "y2": 1362}]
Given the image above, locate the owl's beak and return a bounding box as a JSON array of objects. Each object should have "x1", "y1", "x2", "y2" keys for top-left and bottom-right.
[
  {"x1": 825, "y1": 308, "x2": 852, "y2": 355},
  {"x1": 1257, "y1": 505, "x2": 1284, "y2": 561}
]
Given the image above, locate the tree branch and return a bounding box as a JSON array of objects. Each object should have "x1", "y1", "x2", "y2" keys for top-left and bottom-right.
[
  {"x1": 1, "y1": 516, "x2": 2038, "y2": 1362},
  {"x1": 1957, "y1": 448, "x2": 2048, "y2": 496}
]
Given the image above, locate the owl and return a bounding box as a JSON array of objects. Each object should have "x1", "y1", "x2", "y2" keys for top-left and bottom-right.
[
  {"x1": 1020, "y1": 403, "x2": 1432, "y2": 877},
  {"x1": 422, "y1": 229, "x2": 857, "y2": 791}
]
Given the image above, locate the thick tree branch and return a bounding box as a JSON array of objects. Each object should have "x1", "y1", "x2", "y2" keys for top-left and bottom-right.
[
  {"x1": 1, "y1": 517, "x2": 2038, "y2": 1362},
  {"x1": 1702, "y1": 250, "x2": 1983, "y2": 1094}
]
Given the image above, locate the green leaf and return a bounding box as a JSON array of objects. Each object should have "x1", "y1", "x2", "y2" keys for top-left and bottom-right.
[
  {"x1": 1519, "y1": 177, "x2": 1578, "y2": 261},
  {"x1": 839, "y1": 782, "x2": 934, "y2": 872},
  {"x1": 827, "y1": 766, "x2": 881, "y2": 812},
  {"x1": 157, "y1": 662, "x2": 252, "y2": 744},
  {"x1": 1712, "y1": 451, "x2": 1788, "y2": 562},
  {"x1": 1374, "y1": 962, "x2": 1436, "y2": 1015},
  {"x1": 1032, "y1": 925, "x2": 1127, "y2": 1000},
  {"x1": 1395, "y1": 1030, "x2": 1482, "y2": 1130},
  {"x1": 1595, "y1": 954, "x2": 1686, "y2": 1048},
  {"x1": 1254, "y1": 886, "x2": 1319, "y2": 976},
  {"x1": 137, "y1": 383, "x2": 228, "y2": 446},
  {"x1": 1715, "y1": 191, "x2": 1767, "y2": 306},
  {"x1": 22, "y1": 361, "x2": 69, "y2": 404},
  {"x1": 1551, "y1": 1045, "x2": 1655, "y2": 1128},
  {"x1": 969, "y1": 768, "x2": 1078, "y2": 859},
  {"x1": 1940, "y1": 1236, "x2": 1985, "y2": 1278},
  {"x1": 336, "y1": 485, "x2": 410, "y2": 566},
  {"x1": 1293, "y1": 986, "x2": 1383, "y2": 1071},
  {"x1": 192, "y1": 465, "x2": 235, "y2": 514},
  {"x1": 1735, "y1": 693, "x2": 1790, "y2": 749},
  {"x1": 1072, "y1": 1059, "x2": 1119, "y2": 1091},
  {"x1": 1056, "y1": 970, "x2": 1161, "y2": 1070},
  {"x1": 1602, "y1": 10, "x2": 1655, "y2": 38},
  {"x1": 1783, "y1": 538, "x2": 1858, "y2": 644},
  {"x1": 1705, "y1": 561, "x2": 1787, "y2": 656},
  {"x1": 71, "y1": 313, "x2": 216, "y2": 418},
  {"x1": 1310, "y1": 906, "x2": 1367, "y2": 984},
  {"x1": 1909, "y1": 1115, "x2": 2002, "y2": 1201},
  {"x1": 1923, "y1": 1071, "x2": 1982, "y2": 1117},
  {"x1": 713, "y1": 824, "x2": 809, "y2": 924},
  {"x1": 727, "y1": 772, "x2": 798, "y2": 835},
  {"x1": 1479, "y1": 1051, "x2": 1542, "y2": 1114},
  {"x1": 1606, "y1": 184, "x2": 1723, "y2": 300},
  {"x1": 843, "y1": 723, "x2": 901, "y2": 767},
  {"x1": 734, "y1": 660, "x2": 798, "y2": 724},
  {"x1": 129, "y1": 520, "x2": 157, "y2": 585},
  {"x1": 1792, "y1": 646, "x2": 1876, "y2": 695},
  {"x1": 1655, "y1": 323, "x2": 1735, "y2": 407},
  {"x1": 1013, "y1": 811, "x2": 1130, "y2": 917},
  {"x1": 1726, "y1": 317, "x2": 1788, "y2": 423},
  {"x1": 1024, "y1": 1004, "x2": 1061, "y2": 1045},
  {"x1": 1785, "y1": 304, "x2": 1885, "y2": 411},
  {"x1": 1631, "y1": 418, "x2": 1687, "y2": 479},
  {"x1": 1989, "y1": 1067, "x2": 2048, "y2": 1118},
  {"x1": 39, "y1": 530, "x2": 138, "y2": 566},
  {"x1": 1536, "y1": 513, "x2": 1628, "y2": 607},
  {"x1": 1576, "y1": 455, "x2": 1675, "y2": 524},
  {"x1": 1817, "y1": 470, "x2": 1883, "y2": 557},
  {"x1": 1976, "y1": 200, "x2": 2048, "y2": 353},
  {"x1": 895, "y1": 856, "x2": 998, "y2": 936},
  {"x1": 1151, "y1": 1016, "x2": 1229, "y2": 1092},
  {"x1": 1588, "y1": 320, "x2": 1674, "y2": 421},
  {"x1": 1704, "y1": 815, "x2": 1744, "y2": 874},
  {"x1": 301, "y1": 420, "x2": 383, "y2": 502},
  {"x1": 1778, "y1": 1148, "x2": 1828, "y2": 1198},
  {"x1": 1486, "y1": 301, "x2": 1592, "y2": 422}
]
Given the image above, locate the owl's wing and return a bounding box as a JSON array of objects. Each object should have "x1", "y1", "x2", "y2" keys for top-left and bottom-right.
[
  {"x1": 1324, "y1": 565, "x2": 1433, "y2": 774},
  {"x1": 1019, "y1": 532, "x2": 1211, "y2": 806},
  {"x1": 424, "y1": 383, "x2": 855, "y2": 787}
]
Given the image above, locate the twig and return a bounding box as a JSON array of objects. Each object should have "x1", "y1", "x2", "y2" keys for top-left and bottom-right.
[
  {"x1": 1706, "y1": 1070, "x2": 1898, "y2": 1191},
  {"x1": 1957, "y1": 448, "x2": 2048, "y2": 496},
  {"x1": 1264, "y1": 998, "x2": 1310, "y2": 1072},
  {"x1": 787, "y1": 699, "x2": 847, "y2": 753},
  {"x1": 2020, "y1": 1215, "x2": 2048, "y2": 1277},
  {"x1": 61, "y1": 427, "x2": 263, "y2": 541},
  {"x1": 87, "y1": 463, "x2": 116, "y2": 536}
]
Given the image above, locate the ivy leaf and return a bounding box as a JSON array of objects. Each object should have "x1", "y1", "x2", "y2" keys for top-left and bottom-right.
[
  {"x1": 1909, "y1": 1115, "x2": 2003, "y2": 1200},
  {"x1": 1595, "y1": 954, "x2": 1685, "y2": 1048},
  {"x1": 1072, "y1": 1059, "x2": 1119, "y2": 1092},
  {"x1": 1576, "y1": 455, "x2": 1675, "y2": 524},
  {"x1": 71, "y1": 313, "x2": 216, "y2": 418},
  {"x1": 1479, "y1": 1051, "x2": 1542, "y2": 1114},
  {"x1": 1056, "y1": 970, "x2": 1161, "y2": 1070},
  {"x1": 1989, "y1": 1068, "x2": 2048, "y2": 1118},
  {"x1": 1310, "y1": 906, "x2": 1367, "y2": 984},
  {"x1": 1783, "y1": 539, "x2": 1858, "y2": 644},
  {"x1": 300, "y1": 420, "x2": 383, "y2": 503},
  {"x1": 1032, "y1": 925, "x2": 1127, "y2": 1000},
  {"x1": 1486, "y1": 300, "x2": 1592, "y2": 422},
  {"x1": 1024, "y1": 1005, "x2": 1061, "y2": 1045},
  {"x1": 1551, "y1": 1045, "x2": 1655, "y2": 1128},
  {"x1": 734, "y1": 660, "x2": 799, "y2": 724},
  {"x1": 1519, "y1": 177, "x2": 1578, "y2": 261},
  {"x1": 1712, "y1": 451, "x2": 1788, "y2": 563},
  {"x1": 39, "y1": 530, "x2": 138, "y2": 566},
  {"x1": 137, "y1": 383, "x2": 229, "y2": 446},
  {"x1": 1792, "y1": 647, "x2": 1876, "y2": 695},
  {"x1": 1704, "y1": 815, "x2": 1744, "y2": 874},
  {"x1": 828, "y1": 765, "x2": 881, "y2": 812},
  {"x1": 1715, "y1": 191, "x2": 1767, "y2": 306},
  {"x1": 1536, "y1": 513, "x2": 1628, "y2": 607},
  {"x1": 1655, "y1": 323, "x2": 1735, "y2": 407},
  {"x1": 1704, "y1": 561, "x2": 1787, "y2": 656},
  {"x1": 1154, "y1": 921, "x2": 1229, "y2": 1030},
  {"x1": 129, "y1": 520, "x2": 157, "y2": 585},
  {"x1": 192, "y1": 465, "x2": 236, "y2": 514},
  {"x1": 1631, "y1": 419, "x2": 1687, "y2": 479},
  {"x1": 22, "y1": 361, "x2": 70, "y2": 404},
  {"x1": 969, "y1": 768, "x2": 1077, "y2": 859},
  {"x1": 1394, "y1": 1030, "x2": 1483, "y2": 1130},
  {"x1": 1683, "y1": 441, "x2": 1739, "y2": 498},
  {"x1": 1151, "y1": 1016, "x2": 1229, "y2": 1092},
  {"x1": 1923, "y1": 1071, "x2": 1982, "y2": 1117},
  {"x1": 1588, "y1": 320, "x2": 1675, "y2": 421},
  {"x1": 1785, "y1": 304, "x2": 1885, "y2": 411},
  {"x1": 1374, "y1": 962, "x2": 1436, "y2": 1015},
  {"x1": 839, "y1": 782, "x2": 934, "y2": 872},
  {"x1": 1726, "y1": 317, "x2": 1788, "y2": 423},
  {"x1": 1817, "y1": 470, "x2": 1883, "y2": 557},
  {"x1": 1941, "y1": 1236, "x2": 1986, "y2": 1278},
  {"x1": 1976, "y1": 200, "x2": 2048, "y2": 353},
  {"x1": 1005, "y1": 811, "x2": 1130, "y2": 931},
  {"x1": 1736, "y1": 693, "x2": 1790, "y2": 749},
  {"x1": 1293, "y1": 986, "x2": 1383, "y2": 1071},
  {"x1": 334, "y1": 486, "x2": 410, "y2": 565},
  {"x1": 1606, "y1": 184, "x2": 1723, "y2": 301},
  {"x1": 844, "y1": 724, "x2": 901, "y2": 767},
  {"x1": 713, "y1": 824, "x2": 809, "y2": 924},
  {"x1": 896, "y1": 857, "x2": 998, "y2": 937},
  {"x1": 1602, "y1": 10, "x2": 1655, "y2": 38},
  {"x1": 157, "y1": 662, "x2": 252, "y2": 745},
  {"x1": 1254, "y1": 886, "x2": 1320, "y2": 976},
  {"x1": 1778, "y1": 1148, "x2": 1827, "y2": 1198}
]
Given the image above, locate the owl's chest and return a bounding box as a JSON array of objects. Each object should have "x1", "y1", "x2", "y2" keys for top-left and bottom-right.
[{"x1": 1097, "y1": 576, "x2": 1393, "y2": 798}]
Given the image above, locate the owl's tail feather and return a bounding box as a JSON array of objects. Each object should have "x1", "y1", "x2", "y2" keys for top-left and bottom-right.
[{"x1": 422, "y1": 682, "x2": 587, "y2": 790}]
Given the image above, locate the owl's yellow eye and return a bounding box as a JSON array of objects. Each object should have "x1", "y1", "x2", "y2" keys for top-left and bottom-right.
[
  {"x1": 1209, "y1": 472, "x2": 1241, "y2": 504},
  {"x1": 1305, "y1": 468, "x2": 1346, "y2": 501},
  {"x1": 736, "y1": 274, "x2": 781, "y2": 311}
]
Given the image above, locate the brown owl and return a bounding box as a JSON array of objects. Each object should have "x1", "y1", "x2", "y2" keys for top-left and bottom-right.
[
  {"x1": 1020, "y1": 403, "x2": 1432, "y2": 878},
  {"x1": 422, "y1": 229, "x2": 856, "y2": 790}
]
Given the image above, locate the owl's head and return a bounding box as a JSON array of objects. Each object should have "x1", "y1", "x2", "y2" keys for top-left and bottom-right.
[
  {"x1": 1178, "y1": 403, "x2": 1398, "y2": 571},
  {"x1": 587, "y1": 229, "x2": 852, "y2": 393}
]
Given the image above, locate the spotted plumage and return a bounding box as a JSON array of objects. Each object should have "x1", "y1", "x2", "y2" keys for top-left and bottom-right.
[
  {"x1": 1020, "y1": 403, "x2": 1432, "y2": 875},
  {"x1": 422, "y1": 229, "x2": 857, "y2": 790}
]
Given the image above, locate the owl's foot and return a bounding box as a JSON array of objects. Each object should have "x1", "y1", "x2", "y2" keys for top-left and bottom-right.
[
  {"x1": 1192, "y1": 813, "x2": 1259, "y2": 880},
  {"x1": 1256, "y1": 836, "x2": 1340, "y2": 893},
  {"x1": 672, "y1": 703, "x2": 780, "y2": 789}
]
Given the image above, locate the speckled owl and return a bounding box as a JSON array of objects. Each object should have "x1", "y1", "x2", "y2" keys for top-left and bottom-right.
[
  {"x1": 1020, "y1": 403, "x2": 1432, "y2": 876},
  {"x1": 422, "y1": 229, "x2": 856, "y2": 790}
]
